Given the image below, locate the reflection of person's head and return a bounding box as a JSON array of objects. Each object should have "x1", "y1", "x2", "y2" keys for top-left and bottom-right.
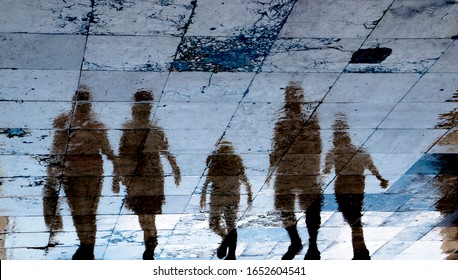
[
  {"x1": 73, "y1": 85, "x2": 92, "y2": 116},
  {"x1": 332, "y1": 114, "x2": 351, "y2": 147},
  {"x1": 132, "y1": 90, "x2": 153, "y2": 121},
  {"x1": 217, "y1": 140, "x2": 234, "y2": 154},
  {"x1": 284, "y1": 82, "x2": 305, "y2": 115}
]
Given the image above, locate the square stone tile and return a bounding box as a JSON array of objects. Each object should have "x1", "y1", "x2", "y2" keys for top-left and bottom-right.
[
  {"x1": 362, "y1": 129, "x2": 446, "y2": 154},
  {"x1": 394, "y1": 240, "x2": 453, "y2": 259},
  {"x1": 315, "y1": 103, "x2": 394, "y2": 129},
  {"x1": 186, "y1": 0, "x2": 295, "y2": 37},
  {"x1": 0, "y1": 101, "x2": 72, "y2": 129},
  {"x1": 370, "y1": 0, "x2": 458, "y2": 39},
  {"x1": 402, "y1": 73, "x2": 458, "y2": 103},
  {"x1": 324, "y1": 73, "x2": 421, "y2": 103},
  {"x1": 80, "y1": 71, "x2": 169, "y2": 102},
  {"x1": 0, "y1": 155, "x2": 57, "y2": 177},
  {"x1": 263, "y1": 38, "x2": 363, "y2": 73},
  {"x1": 0, "y1": 0, "x2": 91, "y2": 34},
  {"x1": 0, "y1": 34, "x2": 86, "y2": 70},
  {"x1": 379, "y1": 103, "x2": 457, "y2": 129},
  {"x1": 155, "y1": 101, "x2": 239, "y2": 130},
  {"x1": 90, "y1": 0, "x2": 194, "y2": 36},
  {"x1": 83, "y1": 35, "x2": 181, "y2": 71},
  {"x1": 429, "y1": 41, "x2": 458, "y2": 73},
  {"x1": 0, "y1": 70, "x2": 80, "y2": 102},
  {"x1": 162, "y1": 72, "x2": 255, "y2": 102},
  {"x1": 279, "y1": 0, "x2": 393, "y2": 38},
  {"x1": 229, "y1": 101, "x2": 287, "y2": 131},
  {"x1": 0, "y1": 129, "x2": 60, "y2": 155},
  {"x1": 0, "y1": 177, "x2": 50, "y2": 198}
]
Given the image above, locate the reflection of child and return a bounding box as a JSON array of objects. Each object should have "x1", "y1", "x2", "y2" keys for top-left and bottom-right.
[
  {"x1": 324, "y1": 116, "x2": 388, "y2": 260},
  {"x1": 200, "y1": 140, "x2": 252, "y2": 260}
]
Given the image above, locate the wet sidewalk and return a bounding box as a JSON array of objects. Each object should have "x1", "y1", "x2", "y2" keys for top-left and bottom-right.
[{"x1": 1, "y1": 0, "x2": 457, "y2": 260}]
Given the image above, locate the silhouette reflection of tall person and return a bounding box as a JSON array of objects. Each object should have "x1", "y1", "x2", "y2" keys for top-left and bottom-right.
[
  {"x1": 269, "y1": 82, "x2": 323, "y2": 260},
  {"x1": 49, "y1": 86, "x2": 116, "y2": 260},
  {"x1": 113, "y1": 90, "x2": 181, "y2": 260},
  {"x1": 324, "y1": 115, "x2": 388, "y2": 260},
  {"x1": 200, "y1": 140, "x2": 252, "y2": 260}
]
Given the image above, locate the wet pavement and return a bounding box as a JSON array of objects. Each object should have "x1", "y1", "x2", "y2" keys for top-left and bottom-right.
[{"x1": 0, "y1": 0, "x2": 457, "y2": 260}]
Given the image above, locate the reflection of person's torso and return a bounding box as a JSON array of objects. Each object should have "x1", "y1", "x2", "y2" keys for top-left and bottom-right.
[
  {"x1": 119, "y1": 125, "x2": 166, "y2": 194},
  {"x1": 63, "y1": 114, "x2": 106, "y2": 176},
  {"x1": 333, "y1": 148, "x2": 366, "y2": 194},
  {"x1": 207, "y1": 154, "x2": 243, "y2": 198},
  {"x1": 274, "y1": 115, "x2": 322, "y2": 193}
]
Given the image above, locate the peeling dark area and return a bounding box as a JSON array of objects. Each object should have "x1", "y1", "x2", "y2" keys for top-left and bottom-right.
[
  {"x1": 2, "y1": 128, "x2": 29, "y2": 138},
  {"x1": 171, "y1": 35, "x2": 273, "y2": 72},
  {"x1": 350, "y1": 48, "x2": 392, "y2": 64},
  {"x1": 344, "y1": 66, "x2": 394, "y2": 73},
  {"x1": 172, "y1": 0, "x2": 298, "y2": 72},
  {"x1": 452, "y1": 34, "x2": 458, "y2": 40}
]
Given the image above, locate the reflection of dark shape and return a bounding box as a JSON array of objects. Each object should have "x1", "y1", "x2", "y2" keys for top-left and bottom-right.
[
  {"x1": 47, "y1": 86, "x2": 116, "y2": 260},
  {"x1": 402, "y1": 153, "x2": 458, "y2": 259},
  {"x1": 200, "y1": 140, "x2": 252, "y2": 260},
  {"x1": 113, "y1": 90, "x2": 181, "y2": 260},
  {"x1": 432, "y1": 155, "x2": 458, "y2": 260},
  {"x1": 1, "y1": 174, "x2": 6, "y2": 259},
  {"x1": 350, "y1": 48, "x2": 392, "y2": 64},
  {"x1": 269, "y1": 82, "x2": 323, "y2": 260},
  {"x1": 324, "y1": 115, "x2": 388, "y2": 260}
]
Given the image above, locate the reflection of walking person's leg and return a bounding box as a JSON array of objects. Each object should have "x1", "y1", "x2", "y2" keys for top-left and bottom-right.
[
  {"x1": 138, "y1": 214, "x2": 158, "y2": 260},
  {"x1": 276, "y1": 193, "x2": 302, "y2": 260},
  {"x1": 210, "y1": 206, "x2": 228, "y2": 259},
  {"x1": 303, "y1": 194, "x2": 322, "y2": 260},
  {"x1": 336, "y1": 193, "x2": 370, "y2": 260},
  {"x1": 224, "y1": 205, "x2": 238, "y2": 260},
  {"x1": 65, "y1": 177, "x2": 101, "y2": 260}
]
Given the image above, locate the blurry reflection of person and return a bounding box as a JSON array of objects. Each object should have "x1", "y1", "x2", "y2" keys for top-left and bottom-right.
[
  {"x1": 433, "y1": 159, "x2": 458, "y2": 260},
  {"x1": 200, "y1": 140, "x2": 252, "y2": 260},
  {"x1": 113, "y1": 90, "x2": 181, "y2": 260},
  {"x1": 49, "y1": 86, "x2": 116, "y2": 260},
  {"x1": 323, "y1": 115, "x2": 388, "y2": 260},
  {"x1": 1, "y1": 173, "x2": 6, "y2": 259},
  {"x1": 269, "y1": 82, "x2": 323, "y2": 260},
  {"x1": 434, "y1": 106, "x2": 458, "y2": 259}
]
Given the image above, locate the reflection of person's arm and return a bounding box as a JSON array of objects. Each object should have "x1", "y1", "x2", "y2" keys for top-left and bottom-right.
[
  {"x1": 157, "y1": 129, "x2": 181, "y2": 186},
  {"x1": 99, "y1": 130, "x2": 120, "y2": 192},
  {"x1": 100, "y1": 130, "x2": 116, "y2": 161},
  {"x1": 267, "y1": 146, "x2": 281, "y2": 185},
  {"x1": 165, "y1": 151, "x2": 181, "y2": 186},
  {"x1": 365, "y1": 153, "x2": 389, "y2": 188},
  {"x1": 200, "y1": 177, "x2": 210, "y2": 210},
  {"x1": 323, "y1": 151, "x2": 335, "y2": 175},
  {"x1": 239, "y1": 160, "x2": 253, "y2": 207},
  {"x1": 43, "y1": 174, "x2": 62, "y2": 231}
]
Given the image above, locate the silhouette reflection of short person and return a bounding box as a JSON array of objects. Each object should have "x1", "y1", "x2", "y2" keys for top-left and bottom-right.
[
  {"x1": 113, "y1": 90, "x2": 181, "y2": 260},
  {"x1": 48, "y1": 86, "x2": 116, "y2": 260},
  {"x1": 324, "y1": 115, "x2": 388, "y2": 260},
  {"x1": 269, "y1": 82, "x2": 323, "y2": 260},
  {"x1": 200, "y1": 140, "x2": 252, "y2": 260}
]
